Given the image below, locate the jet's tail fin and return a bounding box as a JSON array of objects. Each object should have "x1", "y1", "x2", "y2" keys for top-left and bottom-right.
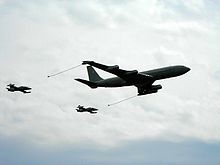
[
  {"x1": 75, "y1": 66, "x2": 101, "y2": 88},
  {"x1": 75, "y1": 78, "x2": 98, "y2": 88},
  {"x1": 87, "y1": 66, "x2": 103, "y2": 82}
]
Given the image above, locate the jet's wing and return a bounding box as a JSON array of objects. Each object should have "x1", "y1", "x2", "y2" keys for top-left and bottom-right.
[
  {"x1": 82, "y1": 61, "x2": 154, "y2": 83},
  {"x1": 86, "y1": 107, "x2": 97, "y2": 111},
  {"x1": 88, "y1": 107, "x2": 98, "y2": 111},
  {"x1": 19, "y1": 86, "x2": 32, "y2": 90}
]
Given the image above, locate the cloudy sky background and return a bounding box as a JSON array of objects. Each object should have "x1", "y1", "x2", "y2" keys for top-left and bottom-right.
[{"x1": 0, "y1": 0, "x2": 220, "y2": 164}]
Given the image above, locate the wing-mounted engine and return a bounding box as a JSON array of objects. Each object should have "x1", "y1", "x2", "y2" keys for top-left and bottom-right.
[
  {"x1": 106, "y1": 65, "x2": 119, "y2": 71},
  {"x1": 123, "y1": 70, "x2": 138, "y2": 76},
  {"x1": 138, "y1": 84, "x2": 162, "y2": 96}
]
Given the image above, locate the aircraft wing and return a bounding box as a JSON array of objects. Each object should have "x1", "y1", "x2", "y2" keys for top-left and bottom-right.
[
  {"x1": 82, "y1": 61, "x2": 154, "y2": 83},
  {"x1": 88, "y1": 107, "x2": 98, "y2": 111},
  {"x1": 19, "y1": 86, "x2": 32, "y2": 90}
]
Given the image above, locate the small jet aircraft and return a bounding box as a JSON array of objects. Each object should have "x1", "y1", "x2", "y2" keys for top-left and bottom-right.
[
  {"x1": 75, "y1": 61, "x2": 190, "y2": 96},
  {"x1": 76, "y1": 105, "x2": 98, "y2": 114},
  {"x1": 6, "y1": 84, "x2": 32, "y2": 94}
]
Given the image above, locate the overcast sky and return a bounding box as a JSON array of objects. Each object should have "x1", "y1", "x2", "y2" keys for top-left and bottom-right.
[{"x1": 0, "y1": 0, "x2": 220, "y2": 164}]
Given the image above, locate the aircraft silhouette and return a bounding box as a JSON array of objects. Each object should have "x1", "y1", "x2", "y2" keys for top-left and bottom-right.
[
  {"x1": 76, "y1": 105, "x2": 98, "y2": 114},
  {"x1": 75, "y1": 61, "x2": 190, "y2": 96},
  {"x1": 6, "y1": 84, "x2": 31, "y2": 94}
]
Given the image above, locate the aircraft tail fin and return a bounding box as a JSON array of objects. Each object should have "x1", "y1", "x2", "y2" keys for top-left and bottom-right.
[
  {"x1": 75, "y1": 78, "x2": 98, "y2": 88},
  {"x1": 87, "y1": 66, "x2": 103, "y2": 82}
]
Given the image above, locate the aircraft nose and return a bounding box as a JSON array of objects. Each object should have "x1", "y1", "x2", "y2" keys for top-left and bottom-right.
[
  {"x1": 185, "y1": 66, "x2": 191, "y2": 72},
  {"x1": 179, "y1": 66, "x2": 190, "y2": 74}
]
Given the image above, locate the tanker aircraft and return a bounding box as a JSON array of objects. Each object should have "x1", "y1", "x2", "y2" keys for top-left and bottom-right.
[{"x1": 75, "y1": 61, "x2": 190, "y2": 96}]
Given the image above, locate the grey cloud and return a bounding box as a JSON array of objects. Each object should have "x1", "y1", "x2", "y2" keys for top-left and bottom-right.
[{"x1": 0, "y1": 137, "x2": 220, "y2": 165}]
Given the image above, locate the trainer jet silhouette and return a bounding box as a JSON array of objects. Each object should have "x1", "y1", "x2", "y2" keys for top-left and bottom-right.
[
  {"x1": 76, "y1": 105, "x2": 98, "y2": 114},
  {"x1": 6, "y1": 84, "x2": 31, "y2": 94}
]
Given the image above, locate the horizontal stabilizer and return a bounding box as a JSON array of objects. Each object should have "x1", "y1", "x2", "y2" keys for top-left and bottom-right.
[{"x1": 75, "y1": 78, "x2": 97, "y2": 88}]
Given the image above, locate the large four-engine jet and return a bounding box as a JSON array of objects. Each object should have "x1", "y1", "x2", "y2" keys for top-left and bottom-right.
[
  {"x1": 75, "y1": 61, "x2": 190, "y2": 96},
  {"x1": 6, "y1": 84, "x2": 32, "y2": 94}
]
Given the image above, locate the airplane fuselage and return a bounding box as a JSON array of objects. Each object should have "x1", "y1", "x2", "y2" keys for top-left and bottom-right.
[{"x1": 95, "y1": 65, "x2": 190, "y2": 87}]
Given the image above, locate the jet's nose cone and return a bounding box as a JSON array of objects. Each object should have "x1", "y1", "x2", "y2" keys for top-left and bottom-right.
[
  {"x1": 185, "y1": 67, "x2": 191, "y2": 72},
  {"x1": 179, "y1": 66, "x2": 190, "y2": 74}
]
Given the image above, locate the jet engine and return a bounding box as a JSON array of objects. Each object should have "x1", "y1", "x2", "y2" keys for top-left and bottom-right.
[
  {"x1": 124, "y1": 70, "x2": 138, "y2": 76},
  {"x1": 138, "y1": 84, "x2": 162, "y2": 95},
  {"x1": 82, "y1": 61, "x2": 94, "y2": 65},
  {"x1": 145, "y1": 89, "x2": 158, "y2": 94},
  {"x1": 151, "y1": 85, "x2": 162, "y2": 90},
  {"x1": 106, "y1": 65, "x2": 119, "y2": 71}
]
